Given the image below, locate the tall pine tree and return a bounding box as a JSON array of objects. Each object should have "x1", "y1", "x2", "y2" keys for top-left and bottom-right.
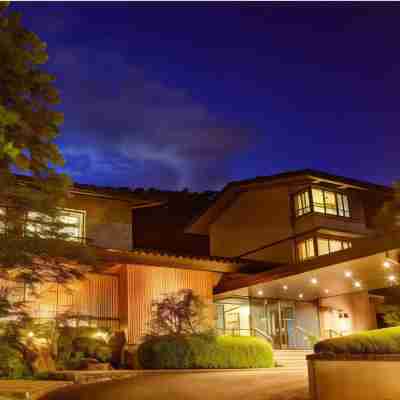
[{"x1": 0, "y1": 2, "x2": 95, "y2": 318}]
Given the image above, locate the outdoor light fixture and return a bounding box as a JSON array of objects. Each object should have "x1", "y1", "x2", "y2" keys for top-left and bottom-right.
[
  {"x1": 354, "y1": 281, "x2": 362, "y2": 288},
  {"x1": 344, "y1": 271, "x2": 352, "y2": 278},
  {"x1": 283, "y1": 285, "x2": 288, "y2": 290},
  {"x1": 257, "y1": 290, "x2": 263, "y2": 296},
  {"x1": 311, "y1": 278, "x2": 318, "y2": 285},
  {"x1": 383, "y1": 260, "x2": 392, "y2": 269}
]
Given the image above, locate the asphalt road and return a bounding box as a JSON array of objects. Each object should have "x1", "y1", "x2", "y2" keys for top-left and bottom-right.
[{"x1": 42, "y1": 369, "x2": 309, "y2": 400}]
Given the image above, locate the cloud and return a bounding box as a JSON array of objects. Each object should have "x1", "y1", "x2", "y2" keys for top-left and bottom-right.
[{"x1": 52, "y1": 47, "x2": 254, "y2": 190}]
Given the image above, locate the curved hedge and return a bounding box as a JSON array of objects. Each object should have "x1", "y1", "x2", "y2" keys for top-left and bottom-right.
[
  {"x1": 314, "y1": 326, "x2": 400, "y2": 354},
  {"x1": 138, "y1": 335, "x2": 274, "y2": 369}
]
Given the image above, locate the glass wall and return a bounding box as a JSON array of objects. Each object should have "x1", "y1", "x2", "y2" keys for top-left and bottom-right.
[{"x1": 216, "y1": 296, "x2": 320, "y2": 349}]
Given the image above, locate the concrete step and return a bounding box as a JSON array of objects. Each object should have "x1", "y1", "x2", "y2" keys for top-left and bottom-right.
[{"x1": 274, "y1": 349, "x2": 312, "y2": 369}]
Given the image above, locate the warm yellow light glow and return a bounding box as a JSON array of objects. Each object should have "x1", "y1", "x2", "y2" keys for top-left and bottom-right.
[
  {"x1": 311, "y1": 278, "x2": 318, "y2": 285},
  {"x1": 283, "y1": 285, "x2": 288, "y2": 290},
  {"x1": 344, "y1": 271, "x2": 352, "y2": 278},
  {"x1": 298, "y1": 293, "x2": 304, "y2": 299},
  {"x1": 324, "y1": 289, "x2": 329, "y2": 294},
  {"x1": 257, "y1": 290, "x2": 263, "y2": 296},
  {"x1": 383, "y1": 260, "x2": 392, "y2": 269},
  {"x1": 93, "y1": 331, "x2": 109, "y2": 342},
  {"x1": 28, "y1": 331, "x2": 34, "y2": 338},
  {"x1": 354, "y1": 281, "x2": 361, "y2": 288},
  {"x1": 388, "y1": 275, "x2": 396, "y2": 282}
]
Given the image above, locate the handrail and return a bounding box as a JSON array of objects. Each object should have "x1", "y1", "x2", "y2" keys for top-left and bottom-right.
[
  {"x1": 216, "y1": 327, "x2": 273, "y2": 343},
  {"x1": 253, "y1": 327, "x2": 273, "y2": 343}
]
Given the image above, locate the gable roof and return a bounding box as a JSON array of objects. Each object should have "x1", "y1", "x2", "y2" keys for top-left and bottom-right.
[{"x1": 186, "y1": 169, "x2": 392, "y2": 235}]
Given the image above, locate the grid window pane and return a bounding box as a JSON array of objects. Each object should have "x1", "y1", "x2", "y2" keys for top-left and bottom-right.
[
  {"x1": 317, "y1": 238, "x2": 330, "y2": 255},
  {"x1": 294, "y1": 191, "x2": 311, "y2": 216},
  {"x1": 297, "y1": 238, "x2": 315, "y2": 261},
  {"x1": 26, "y1": 210, "x2": 84, "y2": 241},
  {"x1": 311, "y1": 189, "x2": 325, "y2": 213},
  {"x1": 0, "y1": 207, "x2": 5, "y2": 233},
  {"x1": 59, "y1": 211, "x2": 84, "y2": 240},
  {"x1": 324, "y1": 191, "x2": 337, "y2": 215},
  {"x1": 329, "y1": 239, "x2": 343, "y2": 253},
  {"x1": 311, "y1": 188, "x2": 350, "y2": 218}
]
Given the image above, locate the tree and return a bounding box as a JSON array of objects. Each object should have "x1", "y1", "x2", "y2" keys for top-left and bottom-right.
[
  {"x1": 0, "y1": 2, "x2": 95, "y2": 372},
  {"x1": 146, "y1": 289, "x2": 209, "y2": 339}
]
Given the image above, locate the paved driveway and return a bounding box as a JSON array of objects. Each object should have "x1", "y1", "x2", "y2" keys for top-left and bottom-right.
[{"x1": 42, "y1": 369, "x2": 309, "y2": 400}]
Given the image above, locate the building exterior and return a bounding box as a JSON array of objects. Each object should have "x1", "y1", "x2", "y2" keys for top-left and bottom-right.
[
  {"x1": 187, "y1": 169, "x2": 399, "y2": 348},
  {"x1": 1, "y1": 169, "x2": 399, "y2": 348}
]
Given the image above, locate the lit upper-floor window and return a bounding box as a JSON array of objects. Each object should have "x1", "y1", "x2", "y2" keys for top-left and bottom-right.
[
  {"x1": 26, "y1": 209, "x2": 85, "y2": 242},
  {"x1": 297, "y1": 237, "x2": 315, "y2": 261},
  {"x1": 0, "y1": 207, "x2": 5, "y2": 233},
  {"x1": 297, "y1": 236, "x2": 352, "y2": 261},
  {"x1": 293, "y1": 188, "x2": 350, "y2": 218},
  {"x1": 317, "y1": 237, "x2": 351, "y2": 256}
]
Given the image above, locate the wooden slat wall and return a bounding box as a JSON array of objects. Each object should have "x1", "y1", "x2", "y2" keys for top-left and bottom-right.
[
  {"x1": 0, "y1": 274, "x2": 119, "y2": 329},
  {"x1": 122, "y1": 264, "x2": 220, "y2": 344}
]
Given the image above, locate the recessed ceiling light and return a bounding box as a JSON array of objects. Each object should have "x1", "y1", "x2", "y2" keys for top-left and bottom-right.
[
  {"x1": 354, "y1": 281, "x2": 362, "y2": 288},
  {"x1": 345, "y1": 271, "x2": 352, "y2": 278},
  {"x1": 388, "y1": 275, "x2": 396, "y2": 282},
  {"x1": 257, "y1": 290, "x2": 263, "y2": 295},
  {"x1": 383, "y1": 260, "x2": 392, "y2": 269},
  {"x1": 324, "y1": 289, "x2": 329, "y2": 294},
  {"x1": 299, "y1": 293, "x2": 304, "y2": 299},
  {"x1": 311, "y1": 278, "x2": 318, "y2": 285},
  {"x1": 283, "y1": 285, "x2": 288, "y2": 290}
]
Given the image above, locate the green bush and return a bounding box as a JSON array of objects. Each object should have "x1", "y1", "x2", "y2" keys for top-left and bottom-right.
[
  {"x1": 314, "y1": 326, "x2": 400, "y2": 354},
  {"x1": 138, "y1": 335, "x2": 274, "y2": 369},
  {"x1": 0, "y1": 345, "x2": 30, "y2": 378},
  {"x1": 95, "y1": 345, "x2": 112, "y2": 363}
]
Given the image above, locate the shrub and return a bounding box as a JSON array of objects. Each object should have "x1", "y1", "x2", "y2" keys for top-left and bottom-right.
[
  {"x1": 0, "y1": 345, "x2": 30, "y2": 378},
  {"x1": 95, "y1": 345, "x2": 112, "y2": 363},
  {"x1": 138, "y1": 335, "x2": 274, "y2": 369},
  {"x1": 314, "y1": 326, "x2": 400, "y2": 354}
]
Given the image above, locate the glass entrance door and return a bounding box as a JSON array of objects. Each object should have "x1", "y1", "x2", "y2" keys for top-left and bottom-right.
[{"x1": 265, "y1": 300, "x2": 296, "y2": 349}]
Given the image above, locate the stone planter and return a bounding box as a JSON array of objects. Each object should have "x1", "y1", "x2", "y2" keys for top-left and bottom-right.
[{"x1": 307, "y1": 353, "x2": 400, "y2": 400}]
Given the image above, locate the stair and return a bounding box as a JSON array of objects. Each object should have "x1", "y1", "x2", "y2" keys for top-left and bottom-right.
[{"x1": 273, "y1": 349, "x2": 312, "y2": 370}]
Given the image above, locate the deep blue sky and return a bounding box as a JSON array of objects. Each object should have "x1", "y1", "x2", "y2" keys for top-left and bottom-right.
[{"x1": 14, "y1": 2, "x2": 399, "y2": 190}]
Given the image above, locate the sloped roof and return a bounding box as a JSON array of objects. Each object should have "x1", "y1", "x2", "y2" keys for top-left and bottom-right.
[{"x1": 186, "y1": 169, "x2": 393, "y2": 235}]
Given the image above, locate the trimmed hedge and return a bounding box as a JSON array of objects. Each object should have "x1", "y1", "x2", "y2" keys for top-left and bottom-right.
[
  {"x1": 315, "y1": 326, "x2": 400, "y2": 354},
  {"x1": 138, "y1": 335, "x2": 274, "y2": 369}
]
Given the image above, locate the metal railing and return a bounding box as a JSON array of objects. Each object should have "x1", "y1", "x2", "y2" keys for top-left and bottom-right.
[{"x1": 216, "y1": 328, "x2": 273, "y2": 343}]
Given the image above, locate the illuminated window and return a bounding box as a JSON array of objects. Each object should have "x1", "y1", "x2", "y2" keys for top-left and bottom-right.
[
  {"x1": 317, "y1": 237, "x2": 352, "y2": 256},
  {"x1": 311, "y1": 188, "x2": 350, "y2": 218},
  {"x1": 297, "y1": 238, "x2": 315, "y2": 261},
  {"x1": 294, "y1": 191, "x2": 311, "y2": 216},
  {"x1": 26, "y1": 209, "x2": 84, "y2": 241},
  {"x1": 0, "y1": 207, "x2": 5, "y2": 233}
]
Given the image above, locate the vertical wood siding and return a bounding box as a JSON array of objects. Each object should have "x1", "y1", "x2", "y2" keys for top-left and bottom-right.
[
  {"x1": 0, "y1": 274, "x2": 119, "y2": 329},
  {"x1": 121, "y1": 264, "x2": 219, "y2": 344}
]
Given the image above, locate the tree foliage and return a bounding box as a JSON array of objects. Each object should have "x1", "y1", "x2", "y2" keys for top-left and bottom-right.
[
  {"x1": 0, "y1": 2, "x2": 95, "y2": 372},
  {"x1": 0, "y1": 2, "x2": 95, "y2": 288},
  {"x1": 146, "y1": 289, "x2": 208, "y2": 339}
]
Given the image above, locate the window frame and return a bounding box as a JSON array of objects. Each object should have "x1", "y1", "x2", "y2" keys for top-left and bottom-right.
[
  {"x1": 296, "y1": 235, "x2": 352, "y2": 262},
  {"x1": 25, "y1": 208, "x2": 86, "y2": 243},
  {"x1": 293, "y1": 186, "x2": 351, "y2": 219}
]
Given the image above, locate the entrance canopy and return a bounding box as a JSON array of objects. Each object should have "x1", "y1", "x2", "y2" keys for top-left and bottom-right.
[{"x1": 215, "y1": 232, "x2": 400, "y2": 301}]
